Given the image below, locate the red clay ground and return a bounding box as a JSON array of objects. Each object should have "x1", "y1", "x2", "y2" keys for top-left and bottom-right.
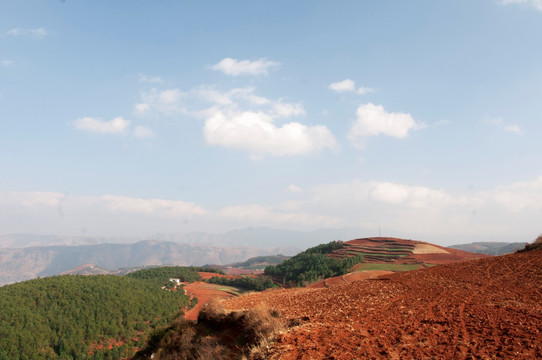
[
  {"x1": 308, "y1": 271, "x2": 394, "y2": 288},
  {"x1": 224, "y1": 250, "x2": 542, "y2": 359},
  {"x1": 183, "y1": 282, "x2": 238, "y2": 321}
]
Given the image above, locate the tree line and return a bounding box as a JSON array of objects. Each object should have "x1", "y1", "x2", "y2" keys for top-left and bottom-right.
[{"x1": 264, "y1": 241, "x2": 364, "y2": 286}]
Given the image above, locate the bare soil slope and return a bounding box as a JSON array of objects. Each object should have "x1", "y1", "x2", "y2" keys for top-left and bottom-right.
[{"x1": 224, "y1": 250, "x2": 542, "y2": 359}]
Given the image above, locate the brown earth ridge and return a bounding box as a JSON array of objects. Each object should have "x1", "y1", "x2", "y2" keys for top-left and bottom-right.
[{"x1": 224, "y1": 249, "x2": 542, "y2": 359}]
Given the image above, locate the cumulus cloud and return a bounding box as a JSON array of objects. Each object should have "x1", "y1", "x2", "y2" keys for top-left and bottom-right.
[
  {"x1": 135, "y1": 88, "x2": 185, "y2": 116},
  {"x1": 203, "y1": 109, "x2": 337, "y2": 157},
  {"x1": 329, "y1": 79, "x2": 356, "y2": 92},
  {"x1": 348, "y1": 103, "x2": 424, "y2": 148},
  {"x1": 212, "y1": 57, "x2": 280, "y2": 76},
  {"x1": 72, "y1": 116, "x2": 130, "y2": 134},
  {"x1": 133, "y1": 125, "x2": 155, "y2": 139},
  {"x1": 329, "y1": 79, "x2": 375, "y2": 94},
  {"x1": 271, "y1": 101, "x2": 306, "y2": 117},
  {"x1": 1, "y1": 60, "x2": 14, "y2": 67},
  {"x1": 5, "y1": 28, "x2": 48, "y2": 38},
  {"x1": 196, "y1": 86, "x2": 301, "y2": 112},
  {"x1": 500, "y1": 0, "x2": 542, "y2": 11}
]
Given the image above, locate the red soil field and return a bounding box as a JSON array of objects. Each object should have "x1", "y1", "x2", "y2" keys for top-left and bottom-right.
[
  {"x1": 309, "y1": 271, "x2": 394, "y2": 288},
  {"x1": 224, "y1": 250, "x2": 542, "y2": 359},
  {"x1": 183, "y1": 282, "x2": 238, "y2": 321}
]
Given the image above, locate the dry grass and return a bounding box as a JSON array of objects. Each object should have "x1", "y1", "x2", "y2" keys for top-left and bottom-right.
[{"x1": 133, "y1": 300, "x2": 285, "y2": 360}]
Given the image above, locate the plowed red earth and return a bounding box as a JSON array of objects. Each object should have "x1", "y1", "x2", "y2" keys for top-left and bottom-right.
[
  {"x1": 224, "y1": 250, "x2": 542, "y2": 359},
  {"x1": 308, "y1": 271, "x2": 393, "y2": 288},
  {"x1": 183, "y1": 282, "x2": 237, "y2": 321}
]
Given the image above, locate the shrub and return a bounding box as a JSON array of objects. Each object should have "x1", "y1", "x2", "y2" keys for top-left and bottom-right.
[
  {"x1": 517, "y1": 234, "x2": 542, "y2": 253},
  {"x1": 133, "y1": 301, "x2": 285, "y2": 360}
]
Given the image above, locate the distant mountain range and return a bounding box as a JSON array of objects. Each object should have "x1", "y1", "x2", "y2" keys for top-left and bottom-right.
[
  {"x1": 0, "y1": 240, "x2": 298, "y2": 286},
  {"x1": 0, "y1": 227, "x2": 369, "y2": 249},
  {"x1": 448, "y1": 242, "x2": 527, "y2": 255},
  {"x1": 0, "y1": 228, "x2": 374, "y2": 286}
]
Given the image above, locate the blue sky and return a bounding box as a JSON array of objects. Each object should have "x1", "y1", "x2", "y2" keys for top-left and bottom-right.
[{"x1": 1, "y1": 0, "x2": 541, "y2": 245}]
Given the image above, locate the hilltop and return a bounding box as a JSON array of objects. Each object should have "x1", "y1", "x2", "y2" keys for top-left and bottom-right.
[{"x1": 224, "y1": 248, "x2": 542, "y2": 359}]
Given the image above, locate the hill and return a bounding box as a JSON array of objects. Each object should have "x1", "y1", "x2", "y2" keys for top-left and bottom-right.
[
  {"x1": 0, "y1": 273, "x2": 192, "y2": 359},
  {"x1": 449, "y1": 241, "x2": 527, "y2": 255},
  {"x1": 223, "y1": 249, "x2": 542, "y2": 359},
  {"x1": 264, "y1": 237, "x2": 486, "y2": 286}
]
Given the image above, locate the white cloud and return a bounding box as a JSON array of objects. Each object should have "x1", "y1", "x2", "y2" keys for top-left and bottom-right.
[
  {"x1": 485, "y1": 116, "x2": 523, "y2": 135},
  {"x1": 133, "y1": 125, "x2": 155, "y2": 139},
  {"x1": 329, "y1": 79, "x2": 356, "y2": 92},
  {"x1": 102, "y1": 195, "x2": 207, "y2": 217},
  {"x1": 72, "y1": 116, "x2": 130, "y2": 134},
  {"x1": 135, "y1": 88, "x2": 186, "y2": 116},
  {"x1": 484, "y1": 176, "x2": 542, "y2": 212},
  {"x1": 218, "y1": 204, "x2": 340, "y2": 227},
  {"x1": 203, "y1": 109, "x2": 337, "y2": 157},
  {"x1": 1, "y1": 60, "x2": 14, "y2": 67},
  {"x1": 348, "y1": 103, "x2": 424, "y2": 148},
  {"x1": 500, "y1": 0, "x2": 542, "y2": 11},
  {"x1": 285, "y1": 185, "x2": 303, "y2": 193},
  {"x1": 357, "y1": 86, "x2": 375, "y2": 95},
  {"x1": 504, "y1": 125, "x2": 523, "y2": 135},
  {"x1": 211, "y1": 57, "x2": 280, "y2": 76},
  {"x1": 329, "y1": 79, "x2": 375, "y2": 94},
  {"x1": 2, "y1": 175, "x2": 542, "y2": 242},
  {"x1": 138, "y1": 73, "x2": 164, "y2": 83},
  {"x1": 195, "y1": 86, "x2": 236, "y2": 105},
  {"x1": 272, "y1": 101, "x2": 306, "y2": 117},
  {"x1": 134, "y1": 103, "x2": 151, "y2": 115},
  {"x1": 5, "y1": 28, "x2": 48, "y2": 38}
]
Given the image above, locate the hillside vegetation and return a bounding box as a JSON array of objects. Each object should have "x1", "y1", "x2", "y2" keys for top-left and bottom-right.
[
  {"x1": 0, "y1": 274, "x2": 191, "y2": 359},
  {"x1": 264, "y1": 241, "x2": 364, "y2": 286},
  {"x1": 126, "y1": 266, "x2": 223, "y2": 285}
]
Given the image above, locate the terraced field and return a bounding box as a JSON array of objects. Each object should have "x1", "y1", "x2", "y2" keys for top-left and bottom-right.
[{"x1": 330, "y1": 237, "x2": 487, "y2": 266}]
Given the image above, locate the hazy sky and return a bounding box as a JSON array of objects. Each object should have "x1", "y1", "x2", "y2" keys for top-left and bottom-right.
[{"x1": 1, "y1": 1, "x2": 541, "y2": 245}]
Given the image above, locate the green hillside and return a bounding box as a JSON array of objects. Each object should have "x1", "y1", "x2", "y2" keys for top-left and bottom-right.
[
  {"x1": 0, "y1": 274, "x2": 192, "y2": 359},
  {"x1": 264, "y1": 241, "x2": 363, "y2": 286}
]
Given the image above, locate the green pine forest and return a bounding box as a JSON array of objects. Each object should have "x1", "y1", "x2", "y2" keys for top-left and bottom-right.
[
  {"x1": 264, "y1": 241, "x2": 364, "y2": 286},
  {"x1": 0, "y1": 272, "x2": 193, "y2": 360}
]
